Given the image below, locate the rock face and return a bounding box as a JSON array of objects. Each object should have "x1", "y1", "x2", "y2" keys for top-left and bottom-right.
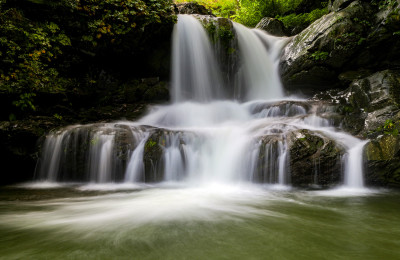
[
  {"x1": 256, "y1": 17, "x2": 287, "y2": 36},
  {"x1": 280, "y1": 0, "x2": 400, "y2": 92},
  {"x1": 287, "y1": 129, "x2": 345, "y2": 187},
  {"x1": 316, "y1": 70, "x2": 400, "y2": 136},
  {"x1": 348, "y1": 70, "x2": 400, "y2": 135},
  {"x1": 313, "y1": 69, "x2": 400, "y2": 187},
  {"x1": 280, "y1": 1, "x2": 370, "y2": 91}
]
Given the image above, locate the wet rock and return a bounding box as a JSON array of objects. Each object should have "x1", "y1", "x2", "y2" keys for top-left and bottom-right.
[
  {"x1": 143, "y1": 130, "x2": 165, "y2": 182},
  {"x1": 35, "y1": 123, "x2": 142, "y2": 182},
  {"x1": 256, "y1": 17, "x2": 287, "y2": 36},
  {"x1": 345, "y1": 70, "x2": 400, "y2": 135},
  {"x1": 337, "y1": 69, "x2": 372, "y2": 85},
  {"x1": 287, "y1": 129, "x2": 345, "y2": 187},
  {"x1": 253, "y1": 135, "x2": 286, "y2": 183},
  {"x1": 142, "y1": 129, "x2": 197, "y2": 182},
  {"x1": 248, "y1": 100, "x2": 310, "y2": 117},
  {"x1": 313, "y1": 70, "x2": 400, "y2": 136}
]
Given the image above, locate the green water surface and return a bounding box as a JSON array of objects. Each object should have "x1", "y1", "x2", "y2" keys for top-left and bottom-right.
[{"x1": 0, "y1": 185, "x2": 399, "y2": 260}]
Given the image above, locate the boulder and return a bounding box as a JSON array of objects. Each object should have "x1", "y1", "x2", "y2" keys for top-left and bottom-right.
[
  {"x1": 280, "y1": 1, "x2": 370, "y2": 91},
  {"x1": 281, "y1": 0, "x2": 400, "y2": 92},
  {"x1": 256, "y1": 17, "x2": 287, "y2": 36},
  {"x1": 287, "y1": 129, "x2": 345, "y2": 187}
]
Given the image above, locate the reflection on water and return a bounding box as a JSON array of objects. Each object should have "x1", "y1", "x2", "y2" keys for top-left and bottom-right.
[{"x1": 0, "y1": 184, "x2": 400, "y2": 259}]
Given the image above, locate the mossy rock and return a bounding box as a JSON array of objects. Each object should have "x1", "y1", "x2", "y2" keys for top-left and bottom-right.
[
  {"x1": 143, "y1": 131, "x2": 165, "y2": 182},
  {"x1": 366, "y1": 134, "x2": 400, "y2": 160}
]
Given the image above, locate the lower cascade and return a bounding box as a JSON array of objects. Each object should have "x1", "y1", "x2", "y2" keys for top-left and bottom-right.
[{"x1": 36, "y1": 15, "x2": 367, "y2": 189}]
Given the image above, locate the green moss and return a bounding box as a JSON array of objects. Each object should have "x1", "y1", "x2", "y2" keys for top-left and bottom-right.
[
  {"x1": 204, "y1": 22, "x2": 217, "y2": 36},
  {"x1": 145, "y1": 139, "x2": 157, "y2": 151},
  {"x1": 366, "y1": 134, "x2": 400, "y2": 160},
  {"x1": 310, "y1": 51, "x2": 329, "y2": 61}
]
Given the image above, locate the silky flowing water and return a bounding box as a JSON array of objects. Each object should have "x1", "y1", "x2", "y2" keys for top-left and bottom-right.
[
  {"x1": 0, "y1": 185, "x2": 400, "y2": 259},
  {"x1": 2, "y1": 15, "x2": 400, "y2": 259}
]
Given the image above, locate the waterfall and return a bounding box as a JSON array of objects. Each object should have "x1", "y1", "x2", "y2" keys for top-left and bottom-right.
[
  {"x1": 344, "y1": 141, "x2": 368, "y2": 188},
  {"x1": 171, "y1": 15, "x2": 224, "y2": 102},
  {"x1": 233, "y1": 23, "x2": 286, "y2": 100},
  {"x1": 35, "y1": 14, "x2": 367, "y2": 189},
  {"x1": 124, "y1": 131, "x2": 149, "y2": 183}
]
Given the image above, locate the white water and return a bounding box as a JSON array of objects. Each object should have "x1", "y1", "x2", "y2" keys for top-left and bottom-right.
[
  {"x1": 36, "y1": 14, "x2": 368, "y2": 190},
  {"x1": 124, "y1": 131, "x2": 149, "y2": 182},
  {"x1": 233, "y1": 23, "x2": 286, "y2": 100},
  {"x1": 344, "y1": 140, "x2": 369, "y2": 188},
  {"x1": 171, "y1": 15, "x2": 224, "y2": 102}
]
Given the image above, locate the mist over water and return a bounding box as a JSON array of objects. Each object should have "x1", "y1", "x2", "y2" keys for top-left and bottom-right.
[{"x1": 1, "y1": 184, "x2": 399, "y2": 259}]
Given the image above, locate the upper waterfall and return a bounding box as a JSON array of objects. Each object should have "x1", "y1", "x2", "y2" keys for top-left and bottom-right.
[
  {"x1": 171, "y1": 15, "x2": 224, "y2": 102},
  {"x1": 233, "y1": 22, "x2": 287, "y2": 101},
  {"x1": 171, "y1": 15, "x2": 288, "y2": 103}
]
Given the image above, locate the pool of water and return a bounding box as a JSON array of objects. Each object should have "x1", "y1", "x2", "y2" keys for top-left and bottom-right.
[{"x1": 0, "y1": 184, "x2": 399, "y2": 259}]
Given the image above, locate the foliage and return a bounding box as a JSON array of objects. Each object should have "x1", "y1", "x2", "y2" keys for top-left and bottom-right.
[
  {"x1": 174, "y1": 0, "x2": 327, "y2": 29},
  {"x1": 310, "y1": 50, "x2": 329, "y2": 61},
  {"x1": 0, "y1": 0, "x2": 176, "y2": 118},
  {"x1": 0, "y1": 6, "x2": 72, "y2": 112},
  {"x1": 77, "y1": 0, "x2": 176, "y2": 48},
  {"x1": 277, "y1": 7, "x2": 328, "y2": 33},
  {"x1": 372, "y1": 119, "x2": 400, "y2": 136},
  {"x1": 53, "y1": 113, "x2": 63, "y2": 120},
  {"x1": 145, "y1": 139, "x2": 158, "y2": 151},
  {"x1": 204, "y1": 21, "x2": 234, "y2": 48},
  {"x1": 233, "y1": 0, "x2": 265, "y2": 27},
  {"x1": 382, "y1": 119, "x2": 400, "y2": 136},
  {"x1": 174, "y1": 0, "x2": 238, "y2": 18}
]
